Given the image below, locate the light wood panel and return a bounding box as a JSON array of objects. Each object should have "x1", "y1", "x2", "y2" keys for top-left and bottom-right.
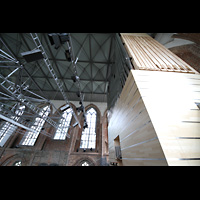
[
  {"x1": 108, "y1": 69, "x2": 200, "y2": 165},
  {"x1": 132, "y1": 70, "x2": 200, "y2": 166},
  {"x1": 108, "y1": 71, "x2": 168, "y2": 166},
  {"x1": 121, "y1": 33, "x2": 199, "y2": 74},
  {"x1": 108, "y1": 33, "x2": 200, "y2": 165}
]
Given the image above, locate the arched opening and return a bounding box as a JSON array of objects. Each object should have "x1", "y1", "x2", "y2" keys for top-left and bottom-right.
[
  {"x1": 0, "y1": 104, "x2": 25, "y2": 147},
  {"x1": 53, "y1": 105, "x2": 73, "y2": 140},
  {"x1": 80, "y1": 107, "x2": 97, "y2": 150},
  {"x1": 20, "y1": 105, "x2": 51, "y2": 146}
]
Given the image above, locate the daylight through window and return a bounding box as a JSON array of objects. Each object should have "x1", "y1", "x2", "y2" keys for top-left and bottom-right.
[
  {"x1": 0, "y1": 104, "x2": 25, "y2": 147},
  {"x1": 80, "y1": 108, "x2": 97, "y2": 149},
  {"x1": 20, "y1": 105, "x2": 50, "y2": 146},
  {"x1": 54, "y1": 107, "x2": 72, "y2": 140}
]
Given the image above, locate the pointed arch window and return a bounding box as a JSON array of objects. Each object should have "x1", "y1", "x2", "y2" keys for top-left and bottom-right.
[
  {"x1": 20, "y1": 105, "x2": 50, "y2": 146},
  {"x1": 80, "y1": 108, "x2": 97, "y2": 149},
  {"x1": 54, "y1": 107, "x2": 73, "y2": 140},
  {"x1": 0, "y1": 104, "x2": 25, "y2": 147}
]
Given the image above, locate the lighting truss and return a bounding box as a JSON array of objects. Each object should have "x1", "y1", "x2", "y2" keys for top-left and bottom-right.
[
  {"x1": 67, "y1": 33, "x2": 87, "y2": 125},
  {"x1": 29, "y1": 33, "x2": 81, "y2": 128},
  {"x1": 0, "y1": 73, "x2": 58, "y2": 128},
  {"x1": 0, "y1": 36, "x2": 66, "y2": 139}
]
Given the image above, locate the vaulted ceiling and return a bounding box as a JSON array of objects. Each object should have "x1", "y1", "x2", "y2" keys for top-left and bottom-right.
[
  {"x1": 0, "y1": 33, "x2": 115, "y2": 102},
  {"x1": 1, "y1": 33, "x2": 200, "y2": 106}
]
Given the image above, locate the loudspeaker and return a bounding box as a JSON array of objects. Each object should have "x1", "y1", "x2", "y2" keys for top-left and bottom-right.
[{"x1": 21, "y1": 49, "x2": 44, "y2": 63}]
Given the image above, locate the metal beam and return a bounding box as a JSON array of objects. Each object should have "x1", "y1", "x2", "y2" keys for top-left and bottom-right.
[
  {"x1": 19, "y1": 33, "x2": 55, "y2": 92},
  {"x1": 0, "y1": 113, "x2": 38, "y2": 133},
  {"x1": 0, "y1": 34, "x2": 50, "y2": 103},
  {"x1": 20, "y1": 75, "x2": 108, "y2": 82},
  {"x1": 30, "y1": 89, "x2": 107, "y2": 95},
  {"x1": 48, "y1": 58, "x2": 114, "y2": 65},
  {"x1": 42, "y1": 33, "x2": 69, "y2": 93},
  {"x1": 104, "y1": 33, "x2": 114, "y2": 96},
  {"x1": 30, "y1": 33, "x2": 81, "y2": 128}
]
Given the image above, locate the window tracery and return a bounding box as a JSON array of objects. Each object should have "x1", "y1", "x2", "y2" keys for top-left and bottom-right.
[
  {"x1": 20, "y1": 105, "x2": 50, "y2": 146},
  {"x1": 54, "y1": 107, "x2": 73, "y2": 140},
  {"x1": 80, "y1": 107, "x2": 97, "y2": 149},
  {"x1": 0, "y1": 104, "x2": 25, "y2": 147}
]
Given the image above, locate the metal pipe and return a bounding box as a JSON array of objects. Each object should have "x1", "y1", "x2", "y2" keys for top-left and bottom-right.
[{"x1": 0, "y1": 113, "x2": 38, "y2": 133}]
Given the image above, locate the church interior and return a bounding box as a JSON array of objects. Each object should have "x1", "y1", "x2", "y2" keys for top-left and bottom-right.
[{"x1": 0, "y1": 33, "x2": 199, "y2": 166}]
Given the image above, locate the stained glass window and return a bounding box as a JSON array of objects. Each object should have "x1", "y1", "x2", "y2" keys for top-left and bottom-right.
[{"x1": 80, "y1": 108, "x2": 97, "y2": 149}]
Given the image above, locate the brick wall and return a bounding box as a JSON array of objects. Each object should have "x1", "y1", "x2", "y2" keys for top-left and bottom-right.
[
  {"x1": 0, "y1": 102, "x2": 109, "y2": 166},
  {"x1": 170, "y1": 44, "x2": 200, "y2": 73}
]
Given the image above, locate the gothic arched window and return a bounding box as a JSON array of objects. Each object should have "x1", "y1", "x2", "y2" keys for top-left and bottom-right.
[
  {"x1": 80, "y1": 107, "x2": 97, "y2": 149},
  {"x1": 20, "y1": 105, "x2": 50, "y2": 146},
  {"x1": 54, "y1": 106, "x2": 73, "y2": 140},
  {"x1": 0, "y1": 104, "x2": 25, "y2": 147}
]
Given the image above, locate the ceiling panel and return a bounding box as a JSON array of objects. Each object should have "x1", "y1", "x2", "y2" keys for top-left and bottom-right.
[{"x1": 0, "y1": 33, "x2": 115, "y2": 102}]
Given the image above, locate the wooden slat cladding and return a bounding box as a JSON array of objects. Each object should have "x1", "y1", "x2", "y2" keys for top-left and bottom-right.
[
  {"x1": 108, "y1": 69, "x2": 200, "y2": 165},
  {"x1": 108, "y1": 70, "x2": 168, "y2": 166},
  {"x1": 133, "y1": 70, "x2": 200, "y2": 166},
  {"x1": 121, "y1": 33, "x2": 199, "y2": 74}
]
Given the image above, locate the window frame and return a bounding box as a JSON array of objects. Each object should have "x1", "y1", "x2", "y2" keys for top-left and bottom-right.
[
  {"x1": 53, "y1": 106, "x2": 73, "y2": 140},
  {"x1": 20, "y1": 105, "x2": 51, "y2": 146},
  {"x1": 80, "y1": 107, "x2": 97, "y2": 150},
  {"x1": 0, "y1": 104, "x2": 25, "y2": 147}
]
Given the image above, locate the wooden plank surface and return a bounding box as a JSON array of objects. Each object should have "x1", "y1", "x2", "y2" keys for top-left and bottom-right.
[
  {"x1": 121, "y1": 33, "x2": 199, "y2": 74},
  {"x1": 108, "y1": 69, "x2": 200, "y2": 165},
  {"x1": 108, "y1": 70, "x2": 168, "y2": 166},
  {"x1": 132, "y1": 70, "x2": 200, "y2": 166}
]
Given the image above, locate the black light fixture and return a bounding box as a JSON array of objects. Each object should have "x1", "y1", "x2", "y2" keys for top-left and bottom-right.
[
  {"x1": 48, "y1": 33, "x2": 61, "y2": 49},
  {"x1": 76, "y1": 91, "x2": 80, "y2": 98},
  {"x1": 83, "y1": 113, "x2": 86, "y2": 120},
  {"x1": 48, "y1": 33, "x2": 69, "y2": 49},
  {"x1": 83, "y1": 121, "x2": 88, "y2": 129},
  {"x1": 59, "y1": 33, "x2": 69, "y2": 44},
  {"x1": 21, "y1": 49, "x2": 44, "y2": 63},
  {"x1": 65, "y1": 49, "x2": 72, "y2": 61},
  {"x1": 71, "y1": 75, "x2": 80, "y2": 83},
  {"x1": 76, "y1": 105, "x2": 84, "y2": 112}
]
